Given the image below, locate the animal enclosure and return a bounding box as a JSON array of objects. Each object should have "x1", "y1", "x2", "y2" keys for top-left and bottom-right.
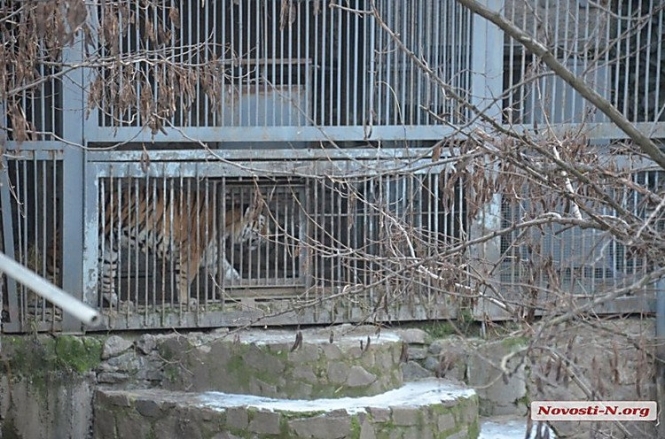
[{"x1": 2, "y1": 0, "x2": 665, "y2": 332}]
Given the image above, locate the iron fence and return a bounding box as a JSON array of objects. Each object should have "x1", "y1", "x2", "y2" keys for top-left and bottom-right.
[
  {"x1": 494, "y1": 156, "x2": 663, "y2": 319},
  {"x1": 1, "y1": 149, "x2": 662, "y2": 332},
  {"x1": 2, "y1": 0, "x2": 665, "y2": 332},
  {"x1": 71, "y1": 155, "x2": 465, "y2": 330},
  {"x1": 1, "y1": 150, "x2": 63, "y2": 332},
  {"x1": 503, "y1": 0, "x2": 665, "y2": 129}
]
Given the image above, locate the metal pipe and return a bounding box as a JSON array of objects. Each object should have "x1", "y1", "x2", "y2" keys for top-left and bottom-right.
[
  {"x1": 657, "y1": 277, "x2": 665, "y2": 438},
  {"x1": 657, "y1": 277, "x2": 665, "y2": 356},
  {"x1": 0, "y1": 251, "x2": 101, "y2": 327}
]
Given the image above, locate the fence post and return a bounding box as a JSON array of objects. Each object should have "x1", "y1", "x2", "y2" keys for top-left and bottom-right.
[
  {"x1": 60, "y1": 19, "x2": 87, "y2": 332},
  {"x1": 469, "y1": 0, "x2": 504, "y2": 323},
  {"x1": 656, "y1": 277, "x2": 665, "y2": 436},
  {"x1": 0, "y1": 155, "x2": 20, "y2": 331}
]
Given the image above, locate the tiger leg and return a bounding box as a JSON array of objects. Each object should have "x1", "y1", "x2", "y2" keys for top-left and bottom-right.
[
  {"x1": 223, "y1": 257, "x2": 241, "y2": 281},
  {"x1": 174, "y1": 249, "x2": 200, "y2": 309},
  {"x1": 98, "y1": 238, "x2": 119, "y2": 307}
]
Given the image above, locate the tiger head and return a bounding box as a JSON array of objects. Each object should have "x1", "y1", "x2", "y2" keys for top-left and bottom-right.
[
  {"x1": 240, "y1": 205, "x2": 270, "y2": 250},
  {"x1": 224, "y1": 203, "x2": 270, "y2": 250}
]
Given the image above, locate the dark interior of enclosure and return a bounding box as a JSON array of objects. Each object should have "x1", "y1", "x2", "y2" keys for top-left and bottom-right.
[{"x1": 0, "y1": 157, "x2": 63, "y2": 325}]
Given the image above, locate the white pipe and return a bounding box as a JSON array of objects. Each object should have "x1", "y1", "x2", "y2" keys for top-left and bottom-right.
[{"x1": 0, "y1": 251, "x2": 100, "y2": 327}]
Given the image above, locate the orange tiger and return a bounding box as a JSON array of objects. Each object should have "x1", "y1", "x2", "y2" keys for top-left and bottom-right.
[{"x1": 49, "y1": 185, "x2": 269, "y2": 308}]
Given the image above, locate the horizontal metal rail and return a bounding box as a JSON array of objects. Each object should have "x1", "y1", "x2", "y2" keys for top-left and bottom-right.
[{"x1": 0, "y1": 251, "x2": 100, "y2": 327}]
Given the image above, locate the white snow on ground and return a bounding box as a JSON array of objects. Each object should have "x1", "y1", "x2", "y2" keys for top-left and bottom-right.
[
  {"x1": 479, "y1": 416, "x2": 556, "y2": 439},
  {"x1": 237, "y1": 326, "x2": 401, "y2": 346},
  {"x1": 198, "y1": 378, "x2": 475, "y2": 414}
]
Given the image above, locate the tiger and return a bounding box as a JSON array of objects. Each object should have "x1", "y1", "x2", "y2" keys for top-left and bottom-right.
[{"x1": 48, "y1": 185, "x2": 269, "y2": 308}]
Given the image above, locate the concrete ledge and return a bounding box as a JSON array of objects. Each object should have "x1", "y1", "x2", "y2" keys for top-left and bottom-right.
[
  {"x1": 94, "y1": 378, "x2": 479, "y2": 439},
  {"x1": 157, "y1": 325, "x2": 405, "y2": 399}
]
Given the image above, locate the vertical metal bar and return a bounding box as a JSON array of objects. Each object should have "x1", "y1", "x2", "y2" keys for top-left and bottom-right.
[
  {"x1": 335, "y1": 2, "x2": 343, "y2": 126},
  {"x1": 220, "y1": 177, "x2": 227, "y2": 294},
  {"x1": 643, "y1": 0, "x2": 653, "y2": 122},
  {"x1": 303, "y1": 0, "x2": 311, "y2": 126},
  {"x1": 366, "y1": 1, "x2": 376, "y2": 131},
  {"x1": 623, "y1": 1, "x2": 633, "y2": 120},
  {"x1": 60, "y1": 16, "x2": 88, "y2": 329},
  {"x1": 348, "y1": 0, "x2": 358, "y2": 126},
  {"x1": 634, "y1": 1, "x2": 643, "y2": 122},
  {"x1": 655, "y1": 6, "x2": 664, "y2": 122},
  {"x1": 321, "y1": 0, "x2": 329, "y2": 125},
  {"x1": 0, "y1": 156, "x2": 19, "y2": 331},
  {"x1": 313, "y1": 179, "x2": 319, "y2": 288},
  {"x1": 40, "y1": 160, "x2": 48, "y2": 321},
  {"x1": 32, "y1": 156, "x2": 42, "y2": 318},
  {"x1": 382, "y1": 0, "x2": 391, "y2": 124}
]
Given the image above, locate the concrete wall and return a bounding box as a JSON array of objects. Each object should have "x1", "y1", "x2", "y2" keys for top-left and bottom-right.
[
  {"x1": 399, "y1": 318, "x2": 658, "y2": 439},
  {"x1": 0, "y1": 318, "x2": 658, "y2": 439}
]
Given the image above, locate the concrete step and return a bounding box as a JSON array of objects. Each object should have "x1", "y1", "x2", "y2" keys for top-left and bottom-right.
[
  {"x1": 94, "y1": 378, "x2": 479, "y2": 439},
  {"x1": 155, "y1": 324, "x2": 406, "y2": 399},
  {"x1": 479, "y1": 415, "x2": 556, "y2": 438}
]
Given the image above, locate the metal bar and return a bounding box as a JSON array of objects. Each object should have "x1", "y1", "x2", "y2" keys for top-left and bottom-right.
[
  {"x1": 0, "y1": 156, "x2": 19, "y2": 331},
  {"x1": 0, "y1": 252, "x2": 100, "y2": 326},
  {"x1": 89, "y1": 124, "x2": 474, "y2": 143}
]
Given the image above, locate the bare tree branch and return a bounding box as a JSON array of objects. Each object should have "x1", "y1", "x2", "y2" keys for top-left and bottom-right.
[{"x1": 456, "y1": 0, "x2": 665, "y2": 170}]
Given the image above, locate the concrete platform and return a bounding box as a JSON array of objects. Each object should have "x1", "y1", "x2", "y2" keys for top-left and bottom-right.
[
  {"x1": 94, "y1": 378, "x2": 479, "y2": 439},
  {"x1": 156, "y1": 324, "x2": 405, "y2": 399}
]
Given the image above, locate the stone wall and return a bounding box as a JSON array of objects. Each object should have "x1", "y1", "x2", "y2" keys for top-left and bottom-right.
[
  {"x1": 0, "y1": 318, "x2": 659, "y2": 439},
  {"x1": 398, "y1": 318, "x2": 658, "y2": 439}
]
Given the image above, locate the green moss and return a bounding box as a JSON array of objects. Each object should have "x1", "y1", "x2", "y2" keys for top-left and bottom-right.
[
  {"x1": 1, "y1": 416, "x2": 20, "y2": 439},
  {"x1": 279, "y1": 417, "x2": 290, "y2": 438},
  {"x1": 225, "y1": 351, "x2": 254, "y2": 390},
  {"x1": 350, "y1": 415, "x2": 361, "y2": 439},
  {"x1": 163, "y1": 363, "x2": 180, "y2": 384},
  {"x1": 54, "y1": 335, "x2": 103, "y2": 373},
  {"x1": 501, "y1": 336, "x2": 528, "y2": 350},
  {"x1": 2, "y1": 335, "x2": 103, "y2": 379},
  {"x1": 466, "y1": 419, "x2": 480, "y2": 439},
  {"x1": 514, "y1": 393, "x2": 530, "y2": 408},
  {"x1": 422, "y1": 321, "x2": 457, "y2": 338}
]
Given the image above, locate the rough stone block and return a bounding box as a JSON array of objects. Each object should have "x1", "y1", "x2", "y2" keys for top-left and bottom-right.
[
  {"x1": 289, "y1": 415, "x2": 352, "y2": 439},
  {"x1": 102, "y1": 335, "x2": 134, "y2": 360},
  {"x1": 288, "y1": 343, "x2": 321, "y2": 362},
  {"x1": 391, "y1": 406, "x2": 421, "y2": 426},
  {"x1": 396, "y1": 328, "x2": 430, "y2": 345},
  {"x1": 401, "y1": 361, "x2": 432, "y2": 381},
  {"x1": 359, "y1": 419, "x2": 377, "y2": 439},
  {"x1": 135, "y1": 398, "x2": 162, "y2": 418},
  {"x1": 446, "y1": 427, "x2": 468, "y2": 439},
  {"x1": 225, "y1": 407, "x2": 249, "y2": 430},
  {"x1": 116, "y1": 413, "x2": 152, "y2": 439},
  {"x1": 367, "y1": 407, "x2": 391, "y2": 423},
  {"x1": 437, "y1": 412, "x2": 456, "y2": 432},
  {"x1": 320, "y1": 342, "x2": 344, "y2": 360},
  {"x1": 346, "y1": 366, "x2": 377, "y2": 388},
  {"x1": 136, "y1": 334, "x2": 157, "y2": 354},
  {"x1": 407, "y1": 347, "x2": 428, "y2": 360},
  {"x1": 92, "y1": 406, "x2": 117, "y2": 439},
  {"x1": 248, "y1": 410, "x2": 281, "y2": 435},
  {"x1": 293, "y1": 365, "x2": 318, "y2": 383},
  {"x1": 327, "y1": 362, "x2": 349, "y2": 385}
]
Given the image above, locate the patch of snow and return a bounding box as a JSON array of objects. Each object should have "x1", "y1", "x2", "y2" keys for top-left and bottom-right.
[
  {"x1": 237, "y1": 326, "x2": 401, "y2": 346},
  {"x1": 199, "y1": 378, "x2": 475, "y2": 414},
  {"x1": 479, "y1": 416, "x2": 556, "y2": 439}
]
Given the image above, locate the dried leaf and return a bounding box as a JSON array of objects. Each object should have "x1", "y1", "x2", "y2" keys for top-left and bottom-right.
[
  {"x1": 140, "y1": 83, "x2": 153, "y2": 120},
  {"x1": 66, "y1": 0, "x2": 88, "y2": 35},
  {"x1": 432, "y1": 143, "x2": 441, "y2": 162},
  {"x1": 169, "y1": 7, "x2": 181, "y2": 28}
]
